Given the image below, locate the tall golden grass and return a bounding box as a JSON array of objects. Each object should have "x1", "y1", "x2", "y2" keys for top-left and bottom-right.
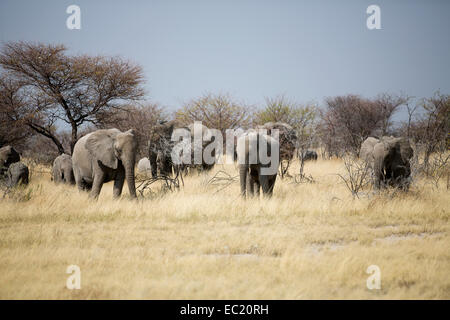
[{"x1": 0, "y1": 158, "x2": 449, "y2": 299}]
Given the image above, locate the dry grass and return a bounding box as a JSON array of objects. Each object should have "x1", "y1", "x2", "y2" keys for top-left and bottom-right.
[{"x1": 0, "y1": 158, "x2": 449, "y2": 299}]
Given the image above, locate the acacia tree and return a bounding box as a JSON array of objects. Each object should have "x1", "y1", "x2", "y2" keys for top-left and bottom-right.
[
  {"x1": 175, "y1": 92, "x2": 253, "y2": 136},
  {"x1": 0, "y1": 75, "x2": 32, "y2": 148},
  {"x1": 0, "y1": 42, "x2": 145, "y2": 154}
]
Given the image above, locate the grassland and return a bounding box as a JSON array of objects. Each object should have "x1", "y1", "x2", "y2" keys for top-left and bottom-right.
[{"x1": 0, "y1": 158, "x2": 449, "y2": 299}]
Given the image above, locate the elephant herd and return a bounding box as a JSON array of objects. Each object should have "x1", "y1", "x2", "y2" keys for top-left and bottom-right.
[{"x1": 0, "y1": 123, "x2": 415, "y2": 199}]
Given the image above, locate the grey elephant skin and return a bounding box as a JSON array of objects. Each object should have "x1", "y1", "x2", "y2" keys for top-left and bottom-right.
[
  {"x1": 0, "y1": 145, "x2": 20, "y2": 176},
  {"x1": 6, "y1": 162, "x2": 29, "y2": 188},
  {"x1": 72, "y1": 128, "x2": 138, "y2": 199},
  {"x1": 172, "y1": 123, "x2": 215, "y2": 175},
  {"x1": 148, "y1": 120, "x2": 177, "y2": 178},
  {"x1": 52, "y1": 154, "x2": 75, "y2": 184},
  {"x1": 360, "y1": 136, "x2": 413, "y2": 189},
  {"x1": 237, "y1": 131, "x2": 280, "y2": 198}
]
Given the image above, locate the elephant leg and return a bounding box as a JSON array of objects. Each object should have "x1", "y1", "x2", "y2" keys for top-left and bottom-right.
[
  {"x1": 249, "y1": 167, "x2": 259, "y2": 197},
  {"x1": 373, "y1": 162, "x2": 384, "y2": 190},
  {"x1": 254, "y1": 178, "x2": 261, "y2": 197},
  {"x1": 266, "y1": 175, "x2": 276, "y2": 197},
  {"x1": 162, "y1": 159, "x2": 172, "y2": 177},
  {"x1": 90, "y1": 171, "x2": 105, "y2": 199},
  {"x1": 74, "y1": 167, "x2": 84, "y2": 191},
  {"x1": 239, "y1": 164, "x2": 248, "y2": 198},
  {"x1": 248, "y1": 173, "x2": 254, "y2": 196},
  {"x1": 113, "y1": 165, "x2": 125, "y2": 198},
  {"x1": 149, "y1": 152, "x2": 157, "y2": 178}
]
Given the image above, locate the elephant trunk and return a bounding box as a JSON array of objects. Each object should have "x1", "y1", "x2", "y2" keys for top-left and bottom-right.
[{"x1": 124, "y1": 160, "x2": 137, "y2": 198}]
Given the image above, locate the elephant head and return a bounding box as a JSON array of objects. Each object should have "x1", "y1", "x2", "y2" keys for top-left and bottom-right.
[
  {"x1": 359, "y1": 137, "x2": 380, "y2": 167},
  {"x1": 373, "y1": 136, "x2": 413, "y2": 189},
  {"x1": 86, "y1": 129, "x2": 138, "y2": 197},
  {"x1": 148, "y1": 120, "x2": 178, "y2": 177},
  {"x1": 0, "y1": 145, "x2": 20, "y2": 175}
]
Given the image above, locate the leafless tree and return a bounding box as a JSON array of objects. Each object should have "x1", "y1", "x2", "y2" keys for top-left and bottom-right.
[
  {"x1": 319, "y1": 94, "x2": 406, "y2": 156},
  {"x1": 336, "y1": 154, "x2": 371, "y2": 198}
]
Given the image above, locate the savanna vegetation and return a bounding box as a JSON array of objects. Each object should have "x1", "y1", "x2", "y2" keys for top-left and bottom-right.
[{"x1": 0, "y1": 41, "x2": 449, "y2": 299}]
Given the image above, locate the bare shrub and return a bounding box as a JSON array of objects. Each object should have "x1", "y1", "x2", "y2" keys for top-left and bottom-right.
[
  {"x1": 135, "y1": 172, "x2": 182, "y2": 199},
  {"x1": 336, "y1": 155, "x2": 371, "y2": 198},
  {"x1": 207, "y1": 170, "x2": 238, "y2": 194}
]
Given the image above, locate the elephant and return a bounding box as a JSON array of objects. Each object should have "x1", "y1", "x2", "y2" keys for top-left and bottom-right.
[
  {"x1": 237, "y1": 130, "x2": 280, "y2": 198},
  {"x1": 137, "y1": 157, "x2": 152, "y2": 176},
  {"x1": 360, "y1": 136, "x2": 413, "y2": 190},
  {"x1": 359, "y1": 137, "x2": 380, "y2": 167},
  {"x1": 0, "y1": 145, "x2": 20, "y2": 176},
  {"x1": 72, "y1": 128, "x2": 138, "y2": 199},
  {"x1": 171, "y1": 122, "x2": 216, "y2": 175},
  {"x1": 6, "y1": 162, "x2": 29, "y2": 188},
  {"x1": 52, "y1": 154, "x2": 75, "y2": 184},
  {"x1": 148, "y1": 120, "x2": 178, "y2": 178},
  {"x1": 257, "y1": 122, "x2": 297, "y2": 177},
  {"x1": 301, "y1": 150, "x2": 318, "y2": 161}
]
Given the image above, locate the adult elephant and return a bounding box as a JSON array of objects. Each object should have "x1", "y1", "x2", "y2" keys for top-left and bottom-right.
[
  {"x1": 0, "y1": 145, "x2": 20, "y2": 176},
  {"x1": 172, "y1": 123, "x2": 215, "y2": 175},
  {"x1": 237, "y1": 131, "x2": 280, "y2": 198},
  {"x1": 257, "y1": 122, "x2": 297, "y2": 177},
  {"x1": 148, "y1": 120, "x2": 177, "y2": 178},
  {"x1": 52, "y1": 154, "x2": 75, "y2": 184},
  {"x1": 360, "y1": 136, "x2": 413, "y2": 189},
  {"x1": 72, "y1": 128, "x2": 138, "y2": 199},
  {"x1": 6, "y1": 162, "x2": 29, "y2": 187}
]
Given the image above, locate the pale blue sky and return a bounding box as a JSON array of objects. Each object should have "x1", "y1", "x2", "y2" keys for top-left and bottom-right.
[{"x1": 1, "y1": 0, "x2": 449, "y2": 122}]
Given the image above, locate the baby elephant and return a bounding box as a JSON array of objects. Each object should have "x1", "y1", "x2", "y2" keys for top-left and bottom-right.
[
  {"x1": 6, "y1": 162, "x2": 29, "y2": 188},
  {"x1": 52, "y1": 154, "x2": 75, "y2": 184}
]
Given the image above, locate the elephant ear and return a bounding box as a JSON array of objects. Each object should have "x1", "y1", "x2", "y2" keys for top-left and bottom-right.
[{"x1": 86, "y1": 130, "x2": 118, "y2": 169}]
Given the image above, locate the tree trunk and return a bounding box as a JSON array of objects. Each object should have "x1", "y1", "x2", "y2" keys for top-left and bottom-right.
[{"x1": 70, "y1": 125, "x2": 78, "y2": 155}]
